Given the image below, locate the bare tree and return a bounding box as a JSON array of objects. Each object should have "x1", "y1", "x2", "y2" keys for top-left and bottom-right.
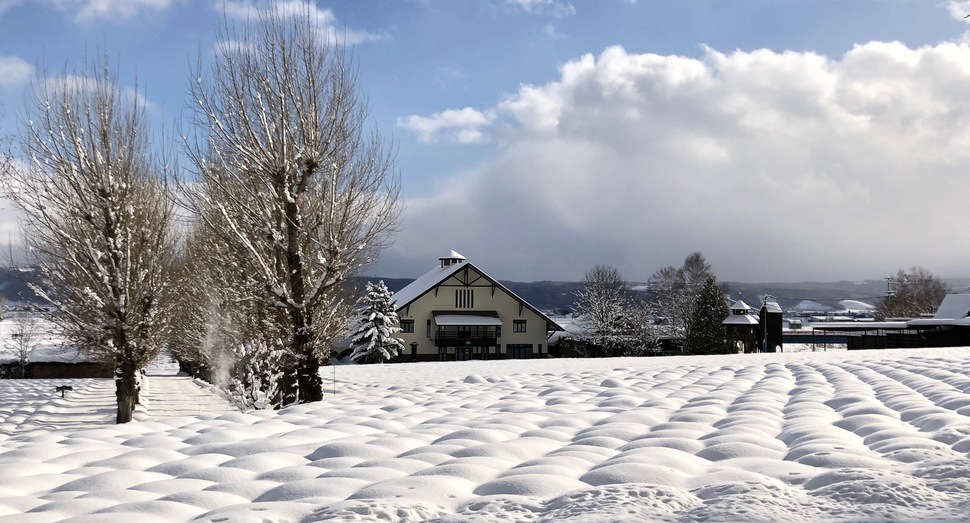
[
  {"x1": 182, "y1": 2, "x2": 401, "y2": 405},
  {"x1": 10, "y1": 313, "x2": 40, "y2": 378},
  {"x1": 647, "y1": 251, "x2": 713, "y2": 341},
  {"x1": 167, "y1": 223, "x2": 246, "y2": 382},
  {"x1": 4, "y1": 57, "x2": 176, "y2": 422},
  {"x1": 877, "y1": 267, "x2": 948, "y2": 320},
  {"x1": 574, "y1": 264, "x2": 631, "y2": 353}
]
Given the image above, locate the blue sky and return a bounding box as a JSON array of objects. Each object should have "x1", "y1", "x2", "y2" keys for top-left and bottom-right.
[{"x1": 2, "y1": 0, "x2": 970, "y2": 283}]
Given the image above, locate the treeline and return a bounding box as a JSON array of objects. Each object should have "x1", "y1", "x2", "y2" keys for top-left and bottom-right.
[
  {"x1": 568, "y1": 252, "x2": 729, "y2": 356},
  {"x1": 0, "y1": 3, "x2": 400, "y2": 422},
  {"x1": 566, "y1": 256, "x2": 950, "y2": 355}
]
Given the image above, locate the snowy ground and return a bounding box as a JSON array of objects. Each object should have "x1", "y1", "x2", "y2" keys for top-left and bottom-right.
[{"x1": 2, "y1": 348, "x2": 970, "y2": 522}]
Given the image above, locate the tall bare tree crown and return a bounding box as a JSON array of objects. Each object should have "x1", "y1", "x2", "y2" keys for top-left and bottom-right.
[
  {"x1": 181, "y1": 1, "x2": 401, "y2": 405},
  {"x1": 4, "y1": 55, "x2": 176, "y2": 422}
]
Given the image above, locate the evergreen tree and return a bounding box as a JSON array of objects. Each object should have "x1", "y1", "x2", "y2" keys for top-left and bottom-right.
[
  {"x1": 350, "y1": 281, "x2": 405, "y2": 363},
  {"x1": 685, "y1": 276, "x2": 729, "y2": 355}
]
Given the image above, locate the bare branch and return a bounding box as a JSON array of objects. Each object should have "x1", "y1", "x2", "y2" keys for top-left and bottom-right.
[
  {"x1": 180, "y1": 1, "x2": 401, "y2": 405},
  {"x1": 3, "y1": 54, "x2": 176, "y2": 423}
]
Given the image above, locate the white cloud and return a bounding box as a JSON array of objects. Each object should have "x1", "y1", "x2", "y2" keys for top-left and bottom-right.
[
  {"x1": 0, "y1": 0, "x2": 22, "y2": 15},
  {"x1": 433, "y1": 66, "x2": 465, "y2": 88},
  {"x1": 387, "y1": 42, "x2": 970, "y2": 283},
  {"x1": 0, "y1": 55, "x2": 33, "y2": 87},
  {"x1": 505, "y1": 0, "x2": 575, "y2": 17},
  {"x1": 221, "y1": 0, "x2": 387, "y2": 45},
  {"x1": 944, "y1": 1, "x2": 970, "y2": 43},
  {"x1": 945, "y1": 0, "x2": 970, "y2": 21},
  {"x1": 44, "y1": 0, "x2": 176, "y2": 22},
  {"x1": 397, "y1": 108, "x2": 494, "y2": 144},
  {"x1": 542, "y1": 24, "x2": 566, "y2": 40}
]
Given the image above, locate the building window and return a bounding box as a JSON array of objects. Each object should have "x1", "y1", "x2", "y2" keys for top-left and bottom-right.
[
  {"x1": 507, "y1": 344, "x2": 533, "y2": 359},
  {"x1": 513, "y1": 320, "x2": 527, "y2": 333},
  {"x1": 427, "y1": 319, "x2": 432, "y2": 338},
  {"x1": 455, "y1": 289, "x2": 475, "y2": 308},
  {"x1": 401, "y1": 320, "x2": 414, "y2": 333}
]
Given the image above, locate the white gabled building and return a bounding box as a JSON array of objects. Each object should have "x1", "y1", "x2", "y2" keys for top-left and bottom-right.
[{"x1": 392, "y1": 251, "x2": 563, "y2": 361}]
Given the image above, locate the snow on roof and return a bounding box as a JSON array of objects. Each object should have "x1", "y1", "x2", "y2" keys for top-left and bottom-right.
[
  {"x1": 905, "y1": 318, "x2": 962, "y2": 327},
  {"x1": 893, "y1": 294, "x2": 970, "y2": 328},
  {"x1": 731, "y1": 300, "x2": 753, "y2": 311},
  {"x1": 811, "y1": 321, "x2": 909, "y2": 331},
  {"x1": 929, "y1": 294, "x2": 970, "y2": 321},
  {"x1": 441, "y1": 250, "x2": 465, "y2": 260},
  {"x1": 723, "y1": 314, "x2": 759, "y2": 325},
  {"x1": 762, "y1": 301, "x2": 782, "y2": 313},
  {"x1": 392, "y1": 262, "x2": 466, "y2": 310}
]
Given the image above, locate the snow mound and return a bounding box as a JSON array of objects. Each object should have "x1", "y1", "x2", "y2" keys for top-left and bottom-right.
[{"x1": 1, "y1": 348, "x2": 970, "y2": 521}]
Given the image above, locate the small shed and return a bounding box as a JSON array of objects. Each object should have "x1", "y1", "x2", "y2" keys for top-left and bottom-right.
[{"x1": 723, "y1": 300, "x2": 759, "y2": 353}]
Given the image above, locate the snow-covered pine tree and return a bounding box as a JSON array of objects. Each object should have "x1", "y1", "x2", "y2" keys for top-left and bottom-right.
[{"x1": 350, "y1": 281, "x2": 405, "y2": 364}]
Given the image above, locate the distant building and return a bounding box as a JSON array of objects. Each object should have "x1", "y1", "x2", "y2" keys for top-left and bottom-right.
[
  {"x1": 759, "y1": 298, "x2": 784, "y2": 353},
  {"x1": 0, "y1": 314, "x2": 112, "y2": 378},
  {"x1": 392, "y1": 251, "x2": 564, "y2": 361},
  {"x1": 810, "y1": 294, "x2": 970, "y2": 350},
  {"x1": 723, "y1": 300, "x2": 759, "y2": 353}
]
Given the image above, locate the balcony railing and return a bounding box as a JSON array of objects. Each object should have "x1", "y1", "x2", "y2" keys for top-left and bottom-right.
[{"x1": 434, "y1": 326, "x2": 499, "y2": 347}]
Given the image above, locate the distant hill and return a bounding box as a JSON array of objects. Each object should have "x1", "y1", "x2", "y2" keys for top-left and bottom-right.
[
  {"x1": 6, "y1": 270, "x2": 965, "y2": 315},
  {"x1": 721, "y1": 280, "x2": 889, "y2": 312},
  {"x1": 0, "y1": 267, "x2": 45, "y2": 305},
  {"x1": 368, "y1": 276, "x2": 883, "y2": 313},
  {"x1": 365, "y1": 276, "x2": 970, "y2": 314}
]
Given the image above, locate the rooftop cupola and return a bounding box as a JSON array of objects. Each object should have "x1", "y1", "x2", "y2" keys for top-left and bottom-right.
[
  {"x1": 439, "y1": 250, "x2": 466, "y2": 268},
  {"x1": 731, "y1": 300, "x2": 753, "y2": 315}
]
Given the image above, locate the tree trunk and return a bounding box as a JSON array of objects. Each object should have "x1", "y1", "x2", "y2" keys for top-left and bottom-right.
[
  {"x1": 115, "y1": 359, "x2": 139, "y2": 423},
  {"x1": 296, "y1": 351, "x2": 323, "y2": 403},
  {"x1": 274, "y1": 349, "x2": 299, "y2": 408},
  {"x1": 279, "y1": 370, "x2": 299, "y2": 407}
]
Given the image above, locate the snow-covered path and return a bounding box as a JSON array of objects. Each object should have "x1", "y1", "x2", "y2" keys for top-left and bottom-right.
[
  {"x1": 0, "y1": 376, "x2": 237, "y2": 436},
  {"x1": 136, "y1": 376, "x2": 237, "y2": 419}
]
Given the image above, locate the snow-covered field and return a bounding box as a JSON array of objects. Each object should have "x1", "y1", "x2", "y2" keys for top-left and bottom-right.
[{"x1": 3, "y1": 348, "x2": 970, "y2": 522}]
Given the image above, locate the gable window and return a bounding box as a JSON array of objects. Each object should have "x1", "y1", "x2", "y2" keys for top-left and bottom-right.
[
  {"x1": 513, "y1": 320, "x2": 527, "y2": 333},
  {"x1": 455, "y1": 289, "x2": 475, "y2": 308},
  {"x1": 400, "y1": 320, "x2": 414, "y2": 333}
]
